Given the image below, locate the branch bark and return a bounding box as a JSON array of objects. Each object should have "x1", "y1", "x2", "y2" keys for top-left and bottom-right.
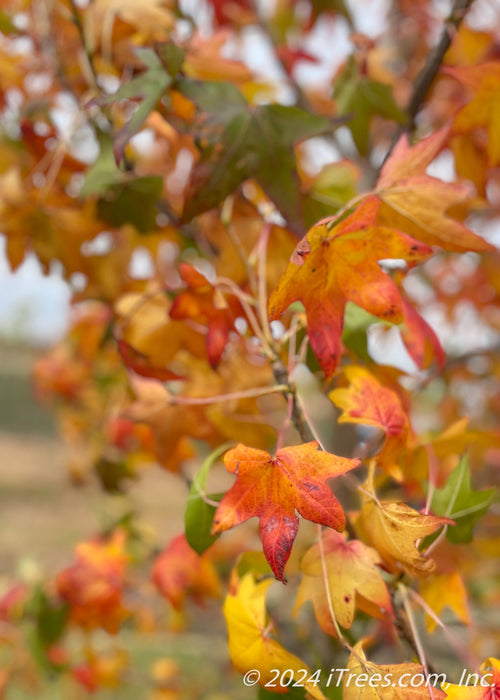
[{"x1": 380, "y1": 0, "x2": 475, "y2": 172}]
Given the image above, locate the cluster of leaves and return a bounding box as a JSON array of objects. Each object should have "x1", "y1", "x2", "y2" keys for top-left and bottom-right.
[{"x1": 1, "y1": 0, "x2": 499, "y2": 698}]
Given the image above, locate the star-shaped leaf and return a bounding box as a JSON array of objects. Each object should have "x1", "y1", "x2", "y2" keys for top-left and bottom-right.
[
  {"x1": 376, "y1": 128, "x2": 495, "y2": 252},
  {"x1": 430, "y1": 454, "x2": 495, "y2": 543},
  {"x1": 268, "y1": 196, "x2": 433, "y2": 376},
  {"x1": 354, "y1": 474, "x2": 452, "y2": 578},
  {"x1": 178, "y1": 79, "x2": 332, "y2": 232},
  {"x1": 224, "y1": 573, "x2": 326, "y2": 699},
  {"x1": 446, "y1": 62, "x2": 500, "y2": 166},
  {"x1": 344, "y1": 642, "x2": 447, "y2": 699},
  {"x1": 295, "y1": 530, "x2": 393, "y2": 633},
  {"x1": 212, "y1": 442, "x2": 359, "y2": 582}
]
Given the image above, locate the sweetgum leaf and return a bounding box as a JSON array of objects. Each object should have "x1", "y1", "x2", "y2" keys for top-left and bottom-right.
[
  {"x1": 178, "y1": 79, "x2": 332, "y2": 232},
  {"x1": 212, "y1": 442, "x2": 359, "y2": 582},
  {"x1": 334, "y1": 56, "x2": 406, "y2": 154},
  {"x1": 430, "y1": 454, "x2": 495, "y2": 543},
  {"x1": 82, "y1": 132, "x2": 162, "y2": 232},
  {"x1": 269, "y1": 197, "x2": 433, "y2": 376},
  {"x1": 91, "y1": 46, "x2": 178, "y2": 161},
  {"x1": 185, "y1": 444, "x2": 233, "y2": 554}
]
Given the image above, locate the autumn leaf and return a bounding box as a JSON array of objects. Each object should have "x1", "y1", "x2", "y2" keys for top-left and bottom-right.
[
  {"x1": 56, "y1": 530, "x2": 129, "y2": 633},
  {"x1": 212, "y1": 442, "x2": 359, "y2": 582},
  {"x1": 178, "y1": 78, "x2": 332, "y2": 231},
  {"x1": 268, "y1": 196, "x2": 433, "y2": 376},
  {"x1": 329, "y1": 365, "x2": 410, "y2": 478},
  {"x1": 400, "y1": 298, "x2": 445, "y2": 370},
  {"x1": 117, "y1": 339, "x2": 183, "y2": 381},
  {"x1": 294, "y1": 530, "x2": 393, "y2": 633},
  {"x1": 429, "y1": 455, "x2": 495, "y2": 544},
  {"x1": 343, "y1": 641, "x2": 447, "y2": 699},
  {"x1": 375, "y1": 128, "x2": 494, "y2": 252},
  {"x1": 441, "y1": 657, "x2": 500, "y2": 699},
  {"x1": 354, "y1": 476, "x2": 452, "y2": 577},
  {"x1": 419, "y1": 572, "x2": 470, "y2": 633},
  {"x1": 446, "y1": 63, "x2": 500, "y2": 167},
  {"x1": 152, "y1": 534, "x2": 220, "y2": 610},
  {"x1": 224, "y1": 572, "x2": 326, "y2": 699},
  {"x1": 169, "y1": 263, "x2": 242, "y2": 367}
]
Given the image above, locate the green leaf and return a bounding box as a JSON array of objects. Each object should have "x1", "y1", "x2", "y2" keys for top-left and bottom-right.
[
  {"x1": 333, "y1": 56, "x2": 407, "y2": 154},
  {"x1": 0, "y1": 10, "x2": 17, "y2": 33},
  {"x1": 258, "y1": 685, "x2": 308, "y2": 699},
  {"x1": 178, "y1": 79, "x2": 333, "y2": 232},
  {"x1": 235, "y1": 551, "x2": 271, "y2": 580},
  {"x1": 97, "y1": 175, "x2": 163, "y2": 232},
  {"x1": 430, "y1": 454, "x2": 495, "y2": 543},
  {"x1": 185, "y1": 443, "x2": 233, "y2": 554},
  {"x1": 82, "y1": 131, "x2": 163, "y2": 232},
  {"x1": 92, "y1": 46, "x2": 176, "y2": 161},
  {"x1": 302, "y1": 161, "x2": 359, "y2": 228},
  {"x1": 28, "y1": 587, "x2": 69, "y2": 648},
  {"x1": 342, "y1": 301, "x2": 384, "y2": 361}
]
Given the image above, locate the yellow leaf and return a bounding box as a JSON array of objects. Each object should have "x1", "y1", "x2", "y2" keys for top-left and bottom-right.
[
  {"x1": 343, "y1": 642, "x2": 447, "y2": 699},
  {"x1": 419, "y1": 572, "x2": 470, "y2": 632},
  {"x1": 224, "y1": 573, "x2": 326, "y2": 699},
  {"x1": 354, "y1": 476, "x2": 452, "y2": 578}
]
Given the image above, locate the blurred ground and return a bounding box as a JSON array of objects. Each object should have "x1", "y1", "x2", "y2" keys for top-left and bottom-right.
[{"x1": 0, "y1": 343, "x2": 252, "y2": 699}]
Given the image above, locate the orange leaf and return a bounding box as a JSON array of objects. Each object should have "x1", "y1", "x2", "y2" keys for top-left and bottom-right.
[
  {"x1": 212, "y1": 442, "x2": 359, "y2": 582},
  {"x1": 295, "y1": 530, "x2": 393, "y2": 633},
  {"x1": 330, "y1": 365, "x2": 410, "y2": 478},
  {"x1": 170, "y1": 263, "x2": 242, "y2": 367},
  {"x1": 56, "y1": 530, "x2": 129, "y2": 633},
  {"x1": 152, "y1": 534, "x2": 220, "y2": 610},
  {"x1": 330, "y1": 365, "x2": 408, "y2": 438},
  {"x1": 376, "y1": 128, "x2": 494, "y2": 252},
  {"x1": 268, "y1": 197, "x2": 432, "y2": 376},
  {"x1": 117, "y1": 339, "x2": 183, "y2": 381},
  {"x1": 446, "y1": 63, "x2": 500, "y2": 167}
]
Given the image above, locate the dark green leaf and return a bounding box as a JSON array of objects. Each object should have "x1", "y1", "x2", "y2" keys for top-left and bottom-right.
[
  {"x1": 258, "y1": 684, "x2": 307, "y2": 699},
  {"x1": 178, "y1": 79, "x2": 333, "y2": 232},
  {"x1": 97, "y1": 175, "x2": 163, "y2": 232},
  {"x1": 82, "y1": 131, "x2": 163, "y2": 232},
  {"x1": 95, "y1": 457, "x2": 137, "y2": 493},
  {"x1": 185, "y1": 443, "x2": 233, "y2": 554},
  {"x1": 430, "y1": 454, "x2": 495, "y2": 543}
]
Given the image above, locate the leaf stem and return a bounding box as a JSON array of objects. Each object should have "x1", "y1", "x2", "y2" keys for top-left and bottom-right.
[
  {"x1": 166, "y1": 384, "x2": 289, "y2": 406},
  {"x1": 406, "y1": 587, "x2": 481, "y2": 673}
]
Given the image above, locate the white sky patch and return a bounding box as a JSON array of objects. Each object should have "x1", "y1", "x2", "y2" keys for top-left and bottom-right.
[{"x1": 0, "y1": 237, "x2": 71, "y2": 345}]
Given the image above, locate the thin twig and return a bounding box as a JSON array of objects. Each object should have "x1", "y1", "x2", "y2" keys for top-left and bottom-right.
[
  {"x1": 68, "y1": 0, "x2": 100, "y2": 91},
  {"x1": 406, "y1": 587, "x2": 481, "y2": 673},
  {"x1": 167, "y1": 384, "x2": 289, "y2": 406}
]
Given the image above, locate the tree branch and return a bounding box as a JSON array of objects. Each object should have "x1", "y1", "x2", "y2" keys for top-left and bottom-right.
[
  {"x1": 380, "y1": 0, "x2": 475, "y2": 171},
  {"x1": 406, "y1": 0, "x2": 474, "y2": 129}
]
